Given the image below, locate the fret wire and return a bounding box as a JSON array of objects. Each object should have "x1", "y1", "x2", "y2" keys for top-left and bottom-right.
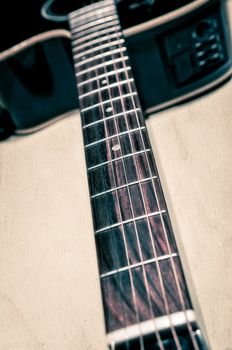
[
  {"x1": 82, "y1": 20, "x2": 144, "y2": 345},
  {"x1": 76, "y1": 5, "x2": 162, "y2": 348},
  {"x1": 100, "y1": 7, "x2": 181, "y2": 348},
  {"x1": 72, "y1": 3, "x2": 196, "y2": 350},
  {"x1": 75, "y1": 47, "x2": 127, "y2": 67},
  {"x1": 78, "y1": 67, "x2": 131, "y2": 87},
  {"x1": 80, "y1": 92, "x2": 137, "y2": 112},
  {"x1": 82, "y1": 108, "x2": 140, "y2": 129},
  {"x1": 95, "y1": 210, "x2": 167, "y2": 234},
  {"x1": 74, "y1": 38, "x2": 125, "y2": 58},
  {"x1": 70, "y1": 6, "x2": 115, "y2": 24},
  {"x1": 71, "y1": 21, "x2": 120, "y2": 40},
  {"x1": 88, "y1": 12, "x2": 163, "y2": 347},
  {"x1": 73, "y1": 2, "x2": 157, "y2": 347},
  {"x1": 119, "y1": 27, "x2": 197, "y2": 349},
  {"x1": 78, "y1": 11, "x2": 133, "y2": 335},
  {"x1": 107, "y1": 311, "x2": 196, "y2": 346},
  {"x1": 111, "y1": 11, "x2": 198, "y2": 349},
  {"x1": 78, "y1": 6, "x2": 133, "y2": 332},
  {"x1": 87, "y1": 149, "x2": 151, "y2": 171},
  {"x1": 73, "y1": 32, "x2": 123, "y2": 52},
  {"x1": 91, "y1": 176, "x2": 158, "y2": 199},
  {"x1": 70, "y1": 14, "x2": 116, "y2": 31},
  {"x1": 75, "y1": 56, "x2": 129, "y2": 76},
  {"x1": 71, "y1": 16, "x2": 118, "y2": 34},
  {"x1": 69, "y1": 1, "x2": 113, "y2": 19},
  {"x1": 100, "y1": 253, "x2": 178, "y2": 278},
  {"x1": 79, "y1": 78, "x2": 134, "y2": 99},
  {"x1": 85, "y1": 126, "x2": 146, "y2": 148},
  {"x1": 117, "y1": 35, "x2": 183, "y2": 350},
  {"x1": 72, "y1": 26, "x2": 121, "y2": 45}
]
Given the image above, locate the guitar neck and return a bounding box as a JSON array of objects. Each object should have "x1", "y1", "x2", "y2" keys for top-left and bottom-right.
[{"x1": 69, "y1": 1, "x2": 208, "y2": 349}]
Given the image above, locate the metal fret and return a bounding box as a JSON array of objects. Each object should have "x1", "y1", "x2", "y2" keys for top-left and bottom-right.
[
  {"x1": 71, "y1": 16, "x2": 118, "y2": 34},
  {"x1": 72, "y1": 26, "x2": 121, "y2": 45},
  {"x1": 95, "y1": 210, "x2": 167, "y2": 234},
  {"x1": 75, "y1": 56, "x2": 129, "y2": 76},
  {"x1": 87, "y1": 149, "x2": 151, "y2": 171},
  {"x1": 74, "y1": 47, "x2": 126, "y2": 67},
  {"x1": 71, "y1": 21, "x2": 119, "y2": 39},
  {"x1": 107, "y1": 311, "x2": 196, "y2": 346},
  {"x1": 74, "y1": 39, "x2": 124, "y2": 58},
  {"x1": 78, "y1": 67, "x2": 131, "y2": 87},
  {"x1": 100, "y1": 253, "x2": 178, "y2": 278},
  {"x1": 70, "y1": 6, "x2": 115, "y2": 24},
  {"x1": 69, "y1": 1, "x2": 113, "y2": 19},
  {"x1": 85, "y1": 126, "x2": 145, "y2": 148},
  {"x1": 80, "y1": 92, "x2": 137, "y2": 112},
  {"x1": 82, "y1": 108, "x2": 140, "y2": 128},
  {"x1": 73, "y1": 32, "x2": 122, "y2": 52},
  {"x1": 79, "y1": 79, "x2": 134, "y2": 99},
  {"x1": 69, "y1": 2, "x2": 206, "y2": 347},
  {"x1": 91, "y1": 176, "x2": 158, "y2": 199}
]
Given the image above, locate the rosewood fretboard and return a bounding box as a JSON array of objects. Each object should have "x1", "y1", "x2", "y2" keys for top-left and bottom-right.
[{"x1": 69, "y1": 1, "x2": 207, "y2": 349}]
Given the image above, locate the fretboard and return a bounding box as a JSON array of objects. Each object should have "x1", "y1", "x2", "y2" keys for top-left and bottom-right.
[{"x1": 69, "y1": 1, "x2": 207, "y2": 349}]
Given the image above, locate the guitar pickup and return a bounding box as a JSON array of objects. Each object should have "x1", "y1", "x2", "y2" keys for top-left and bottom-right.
[{"x1": 164, "y1": 14, "x2": 227, "y2": 86}]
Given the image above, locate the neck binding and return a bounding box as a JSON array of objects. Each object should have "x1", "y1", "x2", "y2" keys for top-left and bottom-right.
[{"x1": 69, "y1": 1, "x2": 207, "y2": 349}]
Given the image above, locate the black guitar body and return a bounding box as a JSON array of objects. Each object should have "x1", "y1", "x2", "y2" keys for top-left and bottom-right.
[
  {"x1": 0, "y1": 34, "x2": 78, "y2": 138},
  {"x1": 125, "y1": 0, "x2": 232, "y2": 114},
  {"x1": 0, "y1": 0, "x2": 231, "y2": 139}
]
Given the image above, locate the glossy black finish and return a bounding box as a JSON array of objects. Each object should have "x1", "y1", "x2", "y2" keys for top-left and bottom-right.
[
  {"x1": 127, "y1": 0, "x2": 232, "y2": 114},
  {"x1": 0, "y1": 36, "x2": 78, "y2": 132}
]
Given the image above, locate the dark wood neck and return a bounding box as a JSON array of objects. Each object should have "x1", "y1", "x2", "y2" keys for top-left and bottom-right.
[{"x1": 68, "y1": 1, "x2": 207, "y2": 349}]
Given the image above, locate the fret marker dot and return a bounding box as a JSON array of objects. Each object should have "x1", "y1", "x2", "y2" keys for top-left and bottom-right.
[
  {"x1": 106, "y1": 107, "x2": 113, "y2": 113},
  {"x1": 101, "y1": 79, "x2": 107, "y2": 85},
  {"x1": 112, "y1": 144, "x2": 120, "y2": 152}
]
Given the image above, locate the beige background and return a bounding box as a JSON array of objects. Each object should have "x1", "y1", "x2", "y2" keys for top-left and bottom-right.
[{"x1": 0, "y1": 5, "x2": 232, "y2": 350}]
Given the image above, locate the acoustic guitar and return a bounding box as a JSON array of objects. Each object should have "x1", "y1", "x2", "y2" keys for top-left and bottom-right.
[
  {"x1": 42, "y1": 0, "x2": 215, "y2": 349},
  {"x1": 0, "y1": 0, "x2": 231, "y2": 349},
  {"x1": 0, "y1": 0, "x2": 231, "y2": 139}
]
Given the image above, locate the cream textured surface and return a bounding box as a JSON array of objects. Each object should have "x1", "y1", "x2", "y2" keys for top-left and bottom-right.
[{"x1": 0, "y1": 5, "x2": 232, "y2": 350}]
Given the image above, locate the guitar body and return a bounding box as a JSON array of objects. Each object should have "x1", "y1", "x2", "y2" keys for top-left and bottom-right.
[
  {"x1": 0, "y1": 0, "x2": 231, "y2": 138},
  {"x1": 0, "y1": 30, "x2": 78, "y2": 137},
  {"x1": 0, "y1": 0, "x2": 232, "y2": 349}
]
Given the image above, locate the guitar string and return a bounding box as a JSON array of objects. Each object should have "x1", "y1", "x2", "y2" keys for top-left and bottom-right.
[
  {"x1": 81, "y1": 9, "x2": 132, "y2": 349},
  {"x1": 94, "y1": 4, "x2": 181, "y2": 350},
  {"x1": 71, "y1": 5, "x2": 140, "y2": 349},
  {"x1": 71, "y1": 26, "x2": 132, "y2": 350},
  {"x1": 86, "y1": 9, "x2": 147, "y2": 349},
  {"x1": 81, "y1": 1, "x2": 181, "y2": 348},
  {"x1": 91, "y1": 14, "x2": 166, "y2": 350},
  {"x1": 71, "y1": 1, "x2": 177, "y2": 346},
  {"x1": 114, "y1": 31, "x2": 202, "y2": 350},
  {"x1": 71, "y1": 1, "x2": 199, "y2": 348},
  {"x1": 112, "y1": 18, "x2": 201, "y2": 350},
  {"x1": 74, "y1": 4, "x2": 158, "y2": 347},
  {"x1": 87, "y1": 34, "x2": 146, "y2": 350},
  {"x1": 102, "y1": 1, "x2": 184, "y2": 349},
  {"x1": 111, "y1": 1, "x2": 201, "y2": 349},
  {"x1": 89, "y1": 4, "x2": 168, "y2": 350}
]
